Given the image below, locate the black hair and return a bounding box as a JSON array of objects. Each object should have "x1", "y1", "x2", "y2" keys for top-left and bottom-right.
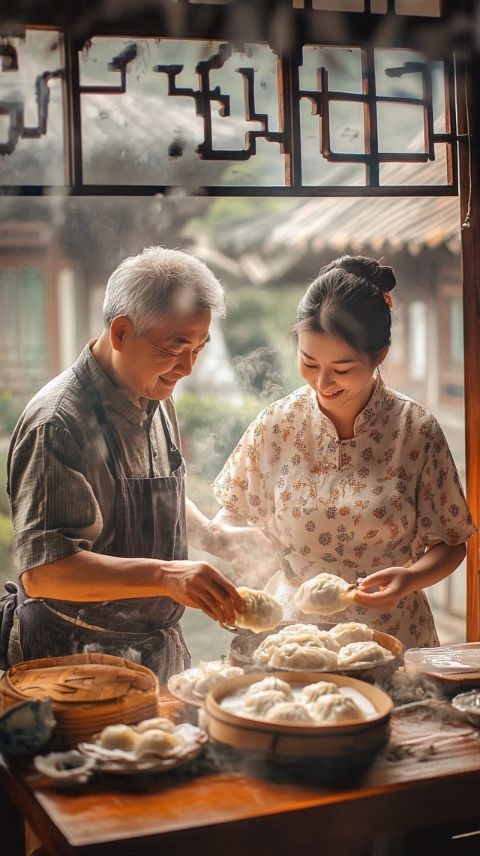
[{"x1": 294, "y1": 255, "x2": 396, "y2": 357}]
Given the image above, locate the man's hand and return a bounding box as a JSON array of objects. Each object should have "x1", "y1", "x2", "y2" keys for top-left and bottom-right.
[
  {"x1": 354, "y1": 567, "x2": 414, "y2": 611},
  {"x1": 159, "y1": 560, "x2": 245, "y2": 625}
]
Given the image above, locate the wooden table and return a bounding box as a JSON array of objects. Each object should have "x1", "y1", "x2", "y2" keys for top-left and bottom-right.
[{"x1": 1, "y1": 694, "x2": 480, "y2": 856}]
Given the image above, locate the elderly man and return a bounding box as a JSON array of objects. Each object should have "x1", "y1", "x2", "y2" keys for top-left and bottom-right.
[{"x1": 4, "y1": 246, "x2": 260, "y2": 681}]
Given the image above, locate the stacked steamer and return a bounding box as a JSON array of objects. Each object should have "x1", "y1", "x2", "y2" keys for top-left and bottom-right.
[{"x1": 0, "y1": 653, "x2": 159, "y2": 747}]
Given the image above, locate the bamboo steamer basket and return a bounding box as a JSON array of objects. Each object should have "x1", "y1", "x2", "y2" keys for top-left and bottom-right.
[
  {"x1": 0, "y1": 654, "x2": 159, "y2": 748},
  {"x1": 204, "y1": 671, "x2": 392, "y2": 762}
]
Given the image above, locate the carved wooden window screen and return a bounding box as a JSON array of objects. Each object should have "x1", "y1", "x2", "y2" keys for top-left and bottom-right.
[{"x1": 0, "y1": 9, "x2": 457, "y2": 197}]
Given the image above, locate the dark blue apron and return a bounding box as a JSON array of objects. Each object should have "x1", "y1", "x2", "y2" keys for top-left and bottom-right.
[{"x1": 7, "y1": 361, "x2": 191, "y2": 682}]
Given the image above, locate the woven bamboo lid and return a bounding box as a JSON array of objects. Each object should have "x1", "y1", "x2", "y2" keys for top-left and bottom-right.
[{"x1": 0, "y1": 654, "x2": 159, "y2": 747}]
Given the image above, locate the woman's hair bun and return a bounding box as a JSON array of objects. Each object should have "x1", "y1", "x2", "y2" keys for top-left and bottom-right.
[
  {"x1": 375, "y1": 264, "x2": 396, "y2": 293},
  {"x1": 335, "y1": 255, "x2": 396, "y2": 293}
]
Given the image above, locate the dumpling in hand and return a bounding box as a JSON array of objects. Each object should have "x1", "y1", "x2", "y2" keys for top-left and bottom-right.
[
  {"x1": 329, "y1": 622, "x2": 374, "y2": 647},
  {"x1": 268, "y1": 642, "x2": 338, "y2": 670},
  {"x1": 294, "y1": 573, "x2": 356, "y2": 616},
  {"x1": 337, "y1": 640, "x2": 392, "y2": 667},
  {"x1": 301, "y1": 681, "x2": 338, "y2": 704},
  {"x1": 265, "y1": 702, "x2": 314, "y2": 724},
  {"x1": 245, "y1": 676, "x2": 293, "y2": 699},
  {"x1": 242, "y1": 690, "x2": 288, "y2": 717},
  {"x1": 311, "y1": 693, "x2": 365, "y2": 724},
  {"x1": 235, "y1": 587, "x2": 283, "y2": 632}
]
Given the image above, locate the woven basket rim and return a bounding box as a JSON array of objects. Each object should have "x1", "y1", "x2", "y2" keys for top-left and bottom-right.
[{"x1": 0, "y1": 653, "x2": 158, "y2": 705}]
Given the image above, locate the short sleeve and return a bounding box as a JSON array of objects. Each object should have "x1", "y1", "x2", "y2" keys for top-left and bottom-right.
[
  {"x1": 212, "y1": 411, "x2": 274, "y2": 526},
  {"x1": 412, "y1": 421, "x2": 476, "y2": 560},
  {"x1": 8, "y1": 422, "x2": 104, "y2": 572}
]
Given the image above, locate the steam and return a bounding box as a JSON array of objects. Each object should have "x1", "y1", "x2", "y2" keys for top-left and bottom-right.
[
  {"x1": 232, "y1": 347, "x2": 285, "y2": 399},
  {"x1": 80, "y1": 641, "x2": 141, "y2": 663}
]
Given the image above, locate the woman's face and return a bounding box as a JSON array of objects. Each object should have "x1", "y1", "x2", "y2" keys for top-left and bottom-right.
[{"x1": 298, "y1": 330, "x2": 385, "y2": 422}]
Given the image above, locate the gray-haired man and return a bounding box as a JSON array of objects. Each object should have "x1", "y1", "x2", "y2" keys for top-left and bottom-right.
[{"x1": 4, "y1": 247, "x2": 255, "y2": 681}]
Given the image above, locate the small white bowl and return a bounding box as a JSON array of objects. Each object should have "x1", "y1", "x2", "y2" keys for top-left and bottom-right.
[
  {"x1": 34, "y1": 750, "x2": 95, "y2": 787},
  {"x1": 452, "y1": 690, "x2": 480, "y2": 727}
]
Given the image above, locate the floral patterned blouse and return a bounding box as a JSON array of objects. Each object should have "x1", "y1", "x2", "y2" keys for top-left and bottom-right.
[{"x1": 213, "y1": 377, "x2": 476, "y2": 647}]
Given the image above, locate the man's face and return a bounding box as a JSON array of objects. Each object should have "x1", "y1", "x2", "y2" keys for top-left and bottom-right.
[{"x1": 111, "y1": 307, "x2": 211, "y2": 405}]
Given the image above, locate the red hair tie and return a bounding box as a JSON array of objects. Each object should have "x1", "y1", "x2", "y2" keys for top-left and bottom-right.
[{"x1": 383, "y1": 292, "x2": 393, "y2": 308}]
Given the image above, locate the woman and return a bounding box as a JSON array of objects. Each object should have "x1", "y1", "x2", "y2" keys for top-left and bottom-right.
[{"x1": 213, "y1": 255, "x2": 475, "y2": 647}]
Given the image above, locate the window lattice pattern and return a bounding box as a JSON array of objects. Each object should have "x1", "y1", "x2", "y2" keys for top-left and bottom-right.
[{"x1": 0, "y1": 24, "x2": 456, "y2": 196}]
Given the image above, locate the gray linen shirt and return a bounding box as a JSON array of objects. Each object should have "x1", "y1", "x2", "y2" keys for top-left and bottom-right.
[{"x1": 7, "y1": 342, "x2": 181, "y2": 574}]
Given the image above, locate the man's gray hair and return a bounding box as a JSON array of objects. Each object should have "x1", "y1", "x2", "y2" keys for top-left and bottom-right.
[{"x1": 103, "y1": 246, "x2": 226, "y2": 334}]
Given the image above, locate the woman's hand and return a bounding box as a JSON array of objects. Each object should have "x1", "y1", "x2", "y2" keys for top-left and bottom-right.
[
  {"x1": 354, "y1": 542, "x2": 467, "y2": 612},
  {"x1": 354, "y1": 567, "x2": 414, "y2": 611},
  {"x1": 159, "y1": 560, "x2": 245, "y2": 625}
]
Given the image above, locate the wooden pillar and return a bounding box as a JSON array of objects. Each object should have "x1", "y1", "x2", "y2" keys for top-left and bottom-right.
[{"x1": 457, "y1": 42, "x2": 480, "y2": 641}]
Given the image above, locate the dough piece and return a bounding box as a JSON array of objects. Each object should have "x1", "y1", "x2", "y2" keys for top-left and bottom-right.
[
  {"x1": 311, "y1": 693, "x2": 365, "y2": 723},
  {"x1": 329, "y1": 622, "x2": 374, "y2": 647},
  {"x1": 242, "y1": 690, "x2": 288, "y2": 716},
  {"x1": 268, "y1": 642, "x2": 338, "y2": 670},
  {"x1": 136, "y1": 729, "x2": 182, "y2": 758},
  {"x1": 244, "y1": 676, "x2": 293, "y2": 699},
  {"x1": 135, "y1": 717, "x2": 176, "y2": 734},
  {"x1": 235, "y1": 587, "x2": 284, "y2": 632},
  {"x1": 301, "y1": 681, "x2": 339, "y2": 704},
  {"x1": 99, "y1": 724, "x2": 139, "y2": 752},
  {"x1": 294, "y1": 573, "x2": 356, "y2": 616},
  {"x1": 337, "y1": 640, "x2": 392, "y2": 668},
  {"x1": 265, "y1": 702, "x2": 314, "y2": 724}
]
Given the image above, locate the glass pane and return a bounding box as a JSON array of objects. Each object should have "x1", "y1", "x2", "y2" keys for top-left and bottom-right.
[
  {"x1": 300, "y1": 46, "x2": 365, "y2": 187},
  {"x1": 0, "y1": 29, "x2": 64, "y2": 184},
  {"x1": 80, "y1": 38, "x2": 284, "y2": 187}
]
